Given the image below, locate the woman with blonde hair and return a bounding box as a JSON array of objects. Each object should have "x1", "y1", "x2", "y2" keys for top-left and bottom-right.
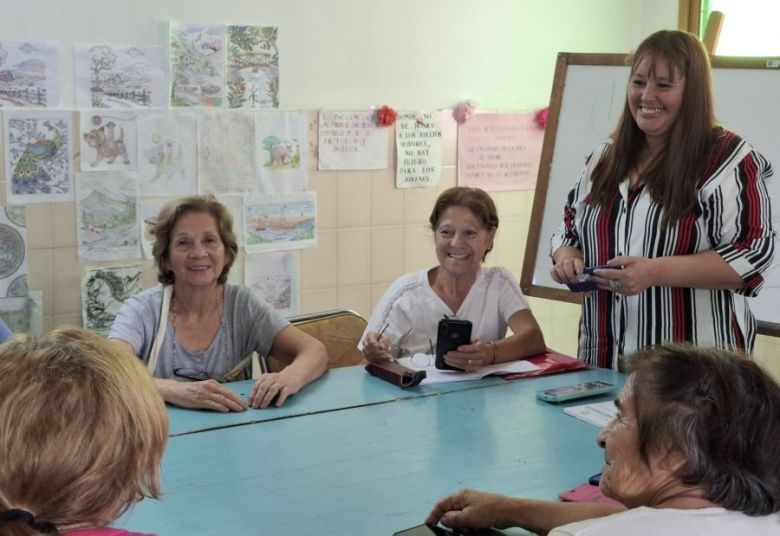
[{"x1": 0, "y1": 328, "x2": 168, "y2": 536}]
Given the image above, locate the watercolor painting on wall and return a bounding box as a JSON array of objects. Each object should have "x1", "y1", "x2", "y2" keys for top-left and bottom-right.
[
  {"x1": 243, "y1": 192, "x2": 317, "y2": 253},
  {"x1": 227, "y1": 25, "x2": 279, "y2": 109},
  {"x1": 0, "y1": 41, "x2": 61, "y2": 108},
  {"x1": 169, "y1": 22, "x2": 226, "y2": 107}
]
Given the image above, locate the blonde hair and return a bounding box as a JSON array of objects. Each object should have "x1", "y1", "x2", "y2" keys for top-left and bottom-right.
[{"x1": 0, "y1": 328, "x2": 168, "y2": 534}]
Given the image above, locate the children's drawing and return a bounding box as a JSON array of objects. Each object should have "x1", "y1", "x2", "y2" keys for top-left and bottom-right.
[
  {"x1": 198, "y1": 111, "x2": 257, "y2": 194},
  {"x1": 0, "y1": 41, "x2": 61, "y2": 108},
  {"x1": 137, "y1": 110, "x2": 197, "y2": 196},
  {"x1": 227, "y1": 25, "x2": 279, "y2": 109},
  {"x1": 243, "y1": 192, "x2": 317, "y2": 253},
  {"x1": 4, "y1": 110, "x2": 73, "y2": 204},
  {"x1": 139, "y1": 199, "x2": 168, "y2": 259},
  {"x1": 170, "y1": 22, "x2": 226, "y2": 107},
  {"x1": 0, "y1": 291, "x2": 43, "y2": 335},
  {"x1": 245, "y1": 251, "x2": 299, "y2": 317},
  {"x1": 76, "y1": 173, "x2": 140, "y2": 262},
  {"x1": 0, "y1": 206, "x2": 28, "y2": 297},
  {"x1": 255, "y1": 111, "x2": 308, "y2": 194},
  {"x1": 74, "y1": 44, "x2": 165, "y2": 108},
  {"x1": 318, "y1": 111, "x2": 389, "y2": 170},
  {"x1": 82, "y1": 265, "x2": 142, "y2": 335},
  {"x1": 80, "y1": 111, "x2": 137, "y2": 172},
  {"x1": 217, "y1": 194, "x2": 245, "y2": 247}
]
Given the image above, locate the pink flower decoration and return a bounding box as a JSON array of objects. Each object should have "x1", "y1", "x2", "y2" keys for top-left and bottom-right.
[
  {"x1": 534, "y1": 106, "x2": 549, "y2": 129},
  {"x1": 453, "y1": 101, "x2": 475, "y2": 124},
  {"x1": 375, "y1": 105, "x2": 397, "y2": 127}
]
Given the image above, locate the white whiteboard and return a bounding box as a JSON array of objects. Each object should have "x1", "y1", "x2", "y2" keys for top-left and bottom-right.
[{"x1": 521, "y1": 53, "x2": 780, "y2": 334}]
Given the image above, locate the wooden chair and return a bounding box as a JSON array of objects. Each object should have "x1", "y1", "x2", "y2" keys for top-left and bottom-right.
[{"x1": 262, "y1": 309, "x2": 367, "y2": 373}]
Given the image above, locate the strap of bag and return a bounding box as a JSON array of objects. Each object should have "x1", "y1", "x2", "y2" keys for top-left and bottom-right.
[{"x1": 148, "y1": 285, "x2": 173, "y2": 375}]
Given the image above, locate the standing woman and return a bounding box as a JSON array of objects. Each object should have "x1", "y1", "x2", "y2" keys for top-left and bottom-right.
[
  {"x1": 110, "y1": 195, "x2": 327, "y2": 412},
  {"x1": 550, "y1": 30, "x2": 774, "y2": 369}
]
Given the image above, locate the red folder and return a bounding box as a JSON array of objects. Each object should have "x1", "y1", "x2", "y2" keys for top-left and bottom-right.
[{"x1": 501, "y1": 348, "x2": 586, "y2": 381}]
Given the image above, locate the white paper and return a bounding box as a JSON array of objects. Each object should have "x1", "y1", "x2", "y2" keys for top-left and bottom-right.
[
  {"x1": 4, "y1": 110, "x2": 73, "y2": 204},
  {"x1": 227, "y1": 25, "x2": 279, "y2": 109},
  {"x1": 216, "y1": 194, "x2": 245, "y2": 247},
  {"x1": 0, "y1": 291, "x2": 43, "y2": 335},
  {"x1": 255, "y1": 111, "x2": 308, "y2": 194},
  {"x1": 80, "y1": 110, "x2": 137, "y2": 172},
  {"x1": 74, "y1": 44, "x2": 166, "y2": 108},
  {"x1": 82, "y1": 265, "x2": 143, "y2": 335},
  {"x1": 245, "y1": 251, "x2": 299, "y2": 317},
  {"x1": 136, "y1": 110, "x2": 197, "y2": 196},
  {"x1": 243, "y1": 191, "x2": 316, "y2": 253},
  {"x1": 198, "y1": 110, "x2": 257, "y2": 194},
  {"x1": 0, "y1": 41, "x2": 61, "y2": 108},
  {"x1": 138, "y1": 199, "x2": 170, "y2": 259},
  {"x1": 76, "y1": 173, "x2": 140, "y2": 262},
  {"x1": 563, "y1": 401, "x2": 618, "y2": 428},
  {"x1": 397, "y1": 355, "x2": 539, "y2": 385},
  {"x1": 395, "y1": 110, "x2": 442, "y2": 188},
  {"x1": 0, "y1": 206, "x2": 28, "y2": 297},
  {"x1": 170, "y1": 22, "x2": 226, "y2": 108},
  {"x1": 318, "y1": 111, "x2": 388, "y2": 170}
]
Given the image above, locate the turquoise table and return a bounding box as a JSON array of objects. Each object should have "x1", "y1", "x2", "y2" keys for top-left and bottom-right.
[
  {"x1": 168, "y1": 365, "x2": 512, "y2": 436},
  {"x1": 121, "y1": 367, "x2": 623, "y2": 535}
]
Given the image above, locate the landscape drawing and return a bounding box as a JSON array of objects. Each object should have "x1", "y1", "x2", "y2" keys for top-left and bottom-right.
[
  {"x1": 243, "y1": 192, "x2": 317, "y2": 253},
  {"x1": 76, "y1": 173, "x2": 140, "y2": 262},
  {"x1": 245, "y1": 251, "x2": 299, "y2": 317},
  {"x1": 170, "y1": 22, "x2": 226, "y2": 107},
  {"x1": 80, "y1": 111, "x2": 137, "y2": 172},
  {"x1": 0, "y1": 206, "x2": 28, "y2": 297},
  {"x1": 0, "y1": 41, "x2": 61, "y2": 108},
  {"x1": 137, "y1": 110, "x2": 197, "y2": 196},
  {"x1": 198, "y1": 111, "x2": 256, "y2": 194},
  {"x1": 139, "y1": 199, "x2": 167, "y2": 259},
  {"x1": 82, "y1": 265, "x2": 142, "y2": 335},
  {"x1": 227, "y1": 25, "x2": 279, "y2": 109},
  {"x1": 256, "y1": 111, "x2": 308, "y2": 194},
  {"x1": 75, "y1": 44, "x2": 165, "y2": 108},
  {"x1": 4, "y1": 110, "x2": 73, "y2": 204}
]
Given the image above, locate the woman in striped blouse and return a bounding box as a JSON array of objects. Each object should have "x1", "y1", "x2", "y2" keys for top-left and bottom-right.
[{"x1": 550, "y1": 30, "x2": 774, "y2": 369}]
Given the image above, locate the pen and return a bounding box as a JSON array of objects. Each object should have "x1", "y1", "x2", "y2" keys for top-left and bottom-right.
[{"x1": 378, "y1": 323, "x2": 389, "y2": 338}]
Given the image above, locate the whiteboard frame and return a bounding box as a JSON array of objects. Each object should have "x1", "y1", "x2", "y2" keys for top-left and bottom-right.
[{"x1": 521, "y1": 52, "x2": 780, "y2": 336}]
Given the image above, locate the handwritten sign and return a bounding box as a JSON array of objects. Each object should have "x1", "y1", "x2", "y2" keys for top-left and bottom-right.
[
  {"x1": 395, "y1": 110, "x2": 442, "y2": 188},
  {"x1": 457, "y1": 113, "x2": 543, "y2": 191},
  {"x1": 318, "y1": 111, "x2": 388, "y2": 170}
]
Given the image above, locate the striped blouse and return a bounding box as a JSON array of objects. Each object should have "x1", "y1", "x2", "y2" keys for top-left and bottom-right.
[{"x1": 550, "y1": 131, "x2": 774, "y2": 369}]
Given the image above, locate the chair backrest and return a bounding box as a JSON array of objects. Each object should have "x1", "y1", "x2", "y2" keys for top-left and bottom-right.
[{"x1": 264, "y1": 309, "x2": 367, "y2": 373}]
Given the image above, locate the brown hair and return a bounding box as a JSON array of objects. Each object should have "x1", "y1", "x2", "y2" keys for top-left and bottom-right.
[
  {"x1": 429, "y1": 187, "x2": 499, "y2": 260},
  {"x1": 626, "y1": 344, "x2": 780, "y2": 516},
  {"x1": 0, "y1": 328, "x2": 168, "y2": 534},
  {"x1": 153, "y1": 195, "x2": 239, "y2": 285},
  {"x1": 589, "y1": 30, "x2": 717, "y2": 226}
]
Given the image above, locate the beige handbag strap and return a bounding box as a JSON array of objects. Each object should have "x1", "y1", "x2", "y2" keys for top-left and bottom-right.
[{"x1": 148, "y1": 285, "x2": 173, "y2": 375}]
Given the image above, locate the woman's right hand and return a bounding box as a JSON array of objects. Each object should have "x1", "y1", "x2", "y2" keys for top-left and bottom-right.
[
  {"x1": 157, "y1": 378, "x2": 247, "y2": 412},
  {"x1": 362, "y1": 331, "x2": 393, "y2": 362},
  {"x1": 550, "y1": 246, "x2": 586, "y2": 285}
]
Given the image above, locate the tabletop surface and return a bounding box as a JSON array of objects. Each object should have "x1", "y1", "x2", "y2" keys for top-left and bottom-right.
[{"x1": 121, "y1": 366, "x2": 623, "y2": 536}]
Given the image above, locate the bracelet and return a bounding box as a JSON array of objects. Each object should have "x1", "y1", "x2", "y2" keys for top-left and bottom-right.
[{"x1": 486, "y1": 341, "x2": 497, "y2": 364}]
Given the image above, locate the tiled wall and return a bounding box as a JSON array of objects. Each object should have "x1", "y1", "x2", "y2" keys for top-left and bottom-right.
[{"x1": 7, "y1": 109, "x2": 779, "y2": 379}]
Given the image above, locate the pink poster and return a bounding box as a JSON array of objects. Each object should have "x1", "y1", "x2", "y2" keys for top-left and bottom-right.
[{"x1": 457, "y1": 113, "x2": 544, "y2": 191}]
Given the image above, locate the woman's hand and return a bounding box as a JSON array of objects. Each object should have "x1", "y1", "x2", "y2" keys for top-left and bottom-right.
[
  {"x1": 426, "y1": 489, "x2": 514, "y2": 530},
  {"x1": 361, "y1": 330, "x2": 393, "y2": 362},
  {"x1": 158, "y1": 378, "x2": 247, "y2": 412},
  {"x1": 550, "y1": 246, "x2": 586, "y2": 285},
  {"x1": 594, "y1": 256, "x2": 656, "y2": 295},
  {"x1": 249, "y1": 371, "x2": 304, "y2": 409},
  {"x1": 443, "y1": 339, "x2": 494, "y2": 371}
]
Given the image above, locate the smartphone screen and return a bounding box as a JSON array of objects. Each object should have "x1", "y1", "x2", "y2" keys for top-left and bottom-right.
[
  {"x1": 434, "y1": 319, "x2": 472, "y2": 371},
  {"x1": 536, "y1": 380, "x2": 615, "y2": 402}
]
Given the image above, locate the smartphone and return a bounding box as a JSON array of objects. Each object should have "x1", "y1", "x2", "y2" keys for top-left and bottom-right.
[
  {"x1": 588, "y1": 472, "x2": 602, "y2": 486},
  {"x1": 434, "y1": 318, "x2": 472, "y2": 371},
  {"x1": 566, "y1": 264, "x2": 618, "y2": 292},
  {"x1": 393, "y1": 524, "x2": 504, "y2": 536},
  {"x1": 536, "y1": 380, "x2": 616, "y2": 402}
]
